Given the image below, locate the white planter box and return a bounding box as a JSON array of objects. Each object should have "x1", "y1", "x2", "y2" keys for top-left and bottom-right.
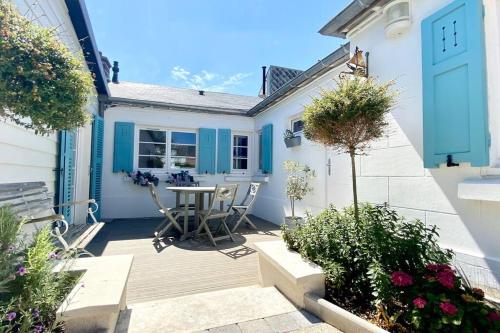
[
  {"x1": 54, "y1": 255, "x2": 134, "y2": 333},
  {"x1": 255, "y1": 240, "x2": 388, "y2": 333}
]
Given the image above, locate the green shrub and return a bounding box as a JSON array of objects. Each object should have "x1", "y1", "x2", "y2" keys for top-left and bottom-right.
[
  {"x1": 0, "y1": 0, "x2": 94, "y2": 134},
  {"x1": 0, "y1": 209, "x2": 79, "y2": 332},
  {"x1": 282, "y1": 204, "x2": 499, "y2": 332}
]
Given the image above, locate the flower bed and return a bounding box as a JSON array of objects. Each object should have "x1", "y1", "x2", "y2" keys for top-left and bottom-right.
[{"x1": 282, "y1": 204, "x2": 500, "y2": 332}]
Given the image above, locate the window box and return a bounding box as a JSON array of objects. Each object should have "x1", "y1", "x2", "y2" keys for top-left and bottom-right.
[{"x1": 284, "y1": 136, "x2": 301, "y2": 148}]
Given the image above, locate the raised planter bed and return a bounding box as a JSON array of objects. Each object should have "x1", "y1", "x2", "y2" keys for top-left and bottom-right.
[
  {"x1": 255, "y1": 240, "x2": 388, "y2": 333},
  {"x1": 54, "y1": 255, "x2": 134, "y2": 333}
]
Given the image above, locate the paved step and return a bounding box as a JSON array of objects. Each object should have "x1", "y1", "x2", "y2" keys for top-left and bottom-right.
[{"x1": 116, "y1": 285, "x2": 310, "y2": 333}]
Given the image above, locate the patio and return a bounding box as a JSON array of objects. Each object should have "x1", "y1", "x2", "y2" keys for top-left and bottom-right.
[{"x1": 86, "y1": 215, "x2": 281, "y2": 304}]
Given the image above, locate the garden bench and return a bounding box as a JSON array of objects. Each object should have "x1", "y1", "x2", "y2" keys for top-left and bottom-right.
[{"x1": 0, "y1": 181, "x2": 104, "y2": 257}]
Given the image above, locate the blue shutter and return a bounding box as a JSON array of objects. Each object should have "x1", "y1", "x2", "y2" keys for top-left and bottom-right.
[
  {"x1": 58, "y1": 130, "x2": 75, "y2": 223},
  {"x1": 198, "y1": 128, "x2": 216, "y2": 174},
  {"x1": 90, "y1": 115, "x2": 104, "y2": 222},
  {"x1": 217, "y1": 129, "x2": 231, "y2": 173},
  {"x1": 422, "y1": 0, "x2": 489, "y2": 168},
  {"x1": 262, "y1": 124, "x2": 273, "y2": 174},
  {"x1": 113, "y1": 122, "x2": 134, "y2": 173}
]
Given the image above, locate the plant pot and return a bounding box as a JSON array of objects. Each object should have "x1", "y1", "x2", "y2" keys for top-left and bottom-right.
[
  {"x1": 284, "y1": 216, "x2": 304, "y2": 228},
  {"x1": 284, "y1": 136, "x2": 301, "y2": 148}
]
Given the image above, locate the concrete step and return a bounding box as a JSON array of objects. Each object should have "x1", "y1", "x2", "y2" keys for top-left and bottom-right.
[{"x1": 115, "y1": 285, "x2": 308, "y2": 333}]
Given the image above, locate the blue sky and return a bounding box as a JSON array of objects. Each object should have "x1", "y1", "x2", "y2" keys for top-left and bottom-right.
[{"x1": 86, "y1": 0, "x2": 350, "y2": 96}]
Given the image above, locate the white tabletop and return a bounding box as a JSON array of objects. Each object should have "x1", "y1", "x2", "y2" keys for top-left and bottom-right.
[{"x1": 166, "y1": 186, "x2": 216, "y2": 193}]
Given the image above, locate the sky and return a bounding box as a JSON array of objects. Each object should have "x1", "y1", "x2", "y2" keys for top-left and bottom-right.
[{"x1": 86, "y1": 0, "x2": 351, "y2": 96}]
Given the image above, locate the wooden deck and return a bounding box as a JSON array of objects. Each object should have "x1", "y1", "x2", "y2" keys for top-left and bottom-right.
[{"x1": 86, "y1": 216, "x2": 281, "y2": 304}]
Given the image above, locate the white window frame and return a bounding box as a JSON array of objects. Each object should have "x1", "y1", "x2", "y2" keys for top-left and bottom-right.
[
  {"x1": 137, "y1": 128, "x2": 168, "y2": 170},
  {"x1": 231, "y1": 132, "x2": 251, "y2": 174},
  {"x1": 257, "y1": 130, "x2": 263, "y2": 174},
  {"x1": 135, "y1": 126, "x2": 197, "y2": 173},
  {"x1": 291, "y1": 117, "x2": 304, "y2": 135}
]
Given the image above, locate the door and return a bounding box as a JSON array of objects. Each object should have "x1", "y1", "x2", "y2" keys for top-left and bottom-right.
[
  {"x1": 58, "y1": 130, "x2": 76, "y2": 223},
  {"x1": 89, "y1": 115, "x2": 104, "y2": 221}
]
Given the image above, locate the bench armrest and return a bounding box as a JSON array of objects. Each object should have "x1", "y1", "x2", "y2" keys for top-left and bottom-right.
[
  {"x1": 27, "y1": 214, "x2": 65, "y2": 224},
  {"x1": 53, "y1": 199, "x2": 96, "y2": 208}
]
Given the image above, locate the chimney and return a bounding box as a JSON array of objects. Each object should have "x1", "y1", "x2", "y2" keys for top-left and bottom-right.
[
  {"x1": 99, "y1": 52, "x2": 111, "y2": 82},
  {"x1": 112, "y1": 61, "x2": 119, "y2": 84},
  {"x1": 198, "y1": 90, "x2": 204, "y2": 96},
  {"x1": 262, "y1": 66, "x2": 267, "y2": 96}
]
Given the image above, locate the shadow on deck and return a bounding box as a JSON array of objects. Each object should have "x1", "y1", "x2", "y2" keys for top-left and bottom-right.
[{"x1": 86, "y1": 215, "x2": 280, "y2": 304}]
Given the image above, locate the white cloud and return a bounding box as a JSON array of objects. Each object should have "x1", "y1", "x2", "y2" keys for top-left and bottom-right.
[{"x1": 170, "y1": 66, "x2": 252, "y2": 93}]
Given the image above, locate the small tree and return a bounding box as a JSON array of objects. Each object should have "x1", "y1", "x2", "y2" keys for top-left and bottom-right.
[
  {"x1": 284, "y1": 160, "x2": 315, "y2": 221},
  {"x1": 303, "y1": 76, "x2": 396, "y2": 221}
]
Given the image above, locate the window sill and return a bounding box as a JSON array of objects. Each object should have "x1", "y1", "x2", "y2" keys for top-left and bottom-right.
[{"x1": 458, "y1": 178, "x2": 500, "y2": 201}]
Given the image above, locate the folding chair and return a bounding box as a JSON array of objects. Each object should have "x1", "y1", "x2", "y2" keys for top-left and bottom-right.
[
  {"x1": 231, "y1": 182, "x2": 260, "y2": 232},
  {"x1": 148, "y1": 183, "x2": 183, "y2": 241},
  {"x1": 194, "y1": 184, "x2": 238, "y2": 246}
]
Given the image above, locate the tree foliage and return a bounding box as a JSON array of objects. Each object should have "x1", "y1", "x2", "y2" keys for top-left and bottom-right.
[{"x1": 0, "y1": 0, "x2": 94, "y2": 135}]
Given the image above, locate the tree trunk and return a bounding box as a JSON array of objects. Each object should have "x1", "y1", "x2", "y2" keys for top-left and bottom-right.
[
  {"x1": 349, "y1": 150, "x2": 360, "y2": 222},
  {"x1": 291, "y1": 199, "x2": 295, "y2": 220}
]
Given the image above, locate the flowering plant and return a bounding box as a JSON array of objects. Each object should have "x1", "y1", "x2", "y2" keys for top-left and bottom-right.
[
  {"x1": 127, "y1": 170, "x2": 159, "y2": 187},
  {"x1": 283, "y1": 160, "x2": 315, "y2": 221}
]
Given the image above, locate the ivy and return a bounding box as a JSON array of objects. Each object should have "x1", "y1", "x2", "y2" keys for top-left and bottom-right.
[{"x1": 0, "y1": 0, "x2": 94, "y2": 135}]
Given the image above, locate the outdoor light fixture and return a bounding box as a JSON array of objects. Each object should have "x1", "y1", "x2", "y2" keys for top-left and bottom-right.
[
  {"x1": 341, "y1": 47, "x2": 369, "y2": 78},
  {"x1": 384, "y1": 0, "x2": 411, "y2": 38}
]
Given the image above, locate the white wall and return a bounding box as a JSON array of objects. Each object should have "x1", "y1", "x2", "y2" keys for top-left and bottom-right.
[
  {"x1": 1, "y1": 0, "x2": 98, "y2": 225},
  {"x1": 101, "y1": 105, "x2": 255, "y2": 219}
]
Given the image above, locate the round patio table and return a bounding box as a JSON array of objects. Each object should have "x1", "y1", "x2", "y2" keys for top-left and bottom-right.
[{"x1": 166, "y1": 186, "x2": 216, "y2": 241}]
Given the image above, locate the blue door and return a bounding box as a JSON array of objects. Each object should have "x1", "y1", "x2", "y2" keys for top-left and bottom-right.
[
  {"x1": 90, "y1": 115, "x2": 104, "y2": 222},
  {"x1": 58, "y1": 130, "x2": 76, "y2": 223}
]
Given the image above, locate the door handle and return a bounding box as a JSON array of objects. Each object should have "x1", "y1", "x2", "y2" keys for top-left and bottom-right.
[{"x1": 327, "y1": 158, "x2": 332, "y2": 176}]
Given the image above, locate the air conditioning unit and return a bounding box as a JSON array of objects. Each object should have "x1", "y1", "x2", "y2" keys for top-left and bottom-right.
[{"x1": 384, "y1": 0, "x2": 411, "y2": 38}]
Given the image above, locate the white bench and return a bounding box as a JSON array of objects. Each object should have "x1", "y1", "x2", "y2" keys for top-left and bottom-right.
[
  {"x1": 54, "y1": 255, "x2": 134, "y2": 333},
  {"x1": 254, "y1": 240, "x2": 325, "y2": 308}
]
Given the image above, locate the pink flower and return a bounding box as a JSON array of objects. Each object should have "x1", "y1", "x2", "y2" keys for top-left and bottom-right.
[
  {"x1": 488, "y1": 311, "x2": 500, "y2": 321},
  {"x1": 6, "y1": 312, "x2": 16, "y2": 321},
  {"x1": 17, "y1": 266, "x2": 27, "y2": 276},
  {"x1": 412, "y1": 297, "x2": 427, "y2": 309},
  {"x1": 439, "y1": 302, "x2": 458, "y2": 316},
  {"x1": 391, "y1": 271, "x2": 413, "y2": 287},
  {"x1": 437, "y1": 270, "x2": 455, "y2": 289}
]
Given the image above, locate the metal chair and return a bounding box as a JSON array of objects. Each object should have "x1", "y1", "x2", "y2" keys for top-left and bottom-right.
[
  {"x1": 195, "y1": 184, "x2": 238, "y2": 246},
  {"x1": 148, "y1": 183, "x2": 183, "y2": 241},
  {"x1": 231, "y1": 182, "x2": 261, "y2": 232}
]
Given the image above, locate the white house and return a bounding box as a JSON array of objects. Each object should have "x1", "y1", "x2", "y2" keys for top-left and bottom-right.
[
  {"x1": 1, "y1": 0, "x2": 109, "y2": 225},
  {"x1": 100, "y1": 0, "x2": 500, "y2": 295}
]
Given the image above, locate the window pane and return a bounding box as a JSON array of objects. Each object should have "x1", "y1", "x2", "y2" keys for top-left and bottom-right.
[
  {"x1": 292, "y1": 120, "x2": 304, "y2": 133},
  {"x1": 233, "y1": 158, "x2": 248, "y2": 170},
  {"x1": 139, "y1": 143, "x2": 166, "y2": 155},
  {"x1": 233, "y1": 135, "x2": 248, "y2": 146},
  {"x1": 139, "y1": 156, "x2": 165, "y2": 168},
  {"x1": 170, "y1": 157, "x2": 196, "y2": 169},
  {"x1": 233, "y1": 147, "x2": 248, "y2": 158},
  {"x1": 140, "y1": 130, "x2": 166, "y2": 143},
  {"x1": 172, "y1": 132, "x2": 196, "y2": 145},
  {"x1": 171, "y1": 144, "x2": 196, "y2": 157}
]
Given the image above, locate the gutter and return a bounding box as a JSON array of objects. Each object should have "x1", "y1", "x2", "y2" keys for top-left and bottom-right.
[
  {"x1": 319, "y1": 0, "x2": 380, "y2": 38},
  {"x1": 64, "y1": 0, "x2": 110, "y2": 97},
  {"x1": 109, "y1": 97, "x2": 252, "y2": 116},
  {"x1": 247, "y1": 43, "x2": 350, "y2": 117}
]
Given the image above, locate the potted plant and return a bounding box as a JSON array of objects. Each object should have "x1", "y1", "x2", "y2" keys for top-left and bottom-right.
[
  {"x1": 283, "y1": 160, "x2": 314, "y2": 226},
  {"x1": 283, "y1": 129, "x2": 301, "y2": 148}
]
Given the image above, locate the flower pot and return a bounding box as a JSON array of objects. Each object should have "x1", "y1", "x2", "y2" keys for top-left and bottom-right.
[{"x1": 284, "y1": 136, "x2": 301, "y2": 148}]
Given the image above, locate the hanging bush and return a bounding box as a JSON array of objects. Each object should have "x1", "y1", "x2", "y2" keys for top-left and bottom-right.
[{"x1": 0, "y1": 0, "x2": 94, "y2": 135}]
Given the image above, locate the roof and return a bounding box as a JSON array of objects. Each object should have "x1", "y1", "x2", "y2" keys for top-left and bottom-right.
[
  {"x1": 65, "y1": 0, "x2": 109, "y2": 96},
  {"x1": 247, "y1": 44, "x2": 350, "y2": 116},
  {"x1": 265, "y1": 66, "x2": 304, "y2": 96},
  {"x1": 319, "y1": 0, "x2": 384, "y2": 38},
  {"x1": 109, "y1": 82, "x2": 263, "y2": 115}
]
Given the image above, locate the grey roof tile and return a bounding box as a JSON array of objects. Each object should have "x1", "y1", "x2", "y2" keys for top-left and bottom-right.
[
  {"x1": 265, "y1": 66, "x2": 304, "y2": 96},
  {"x1": 109, "y1": 81, "x2": 262, "y2": 113}
]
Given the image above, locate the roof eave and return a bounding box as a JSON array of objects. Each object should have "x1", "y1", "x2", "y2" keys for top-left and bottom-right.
[
  {"x1": 318, "y1": 0, "x2": 380, "y2": 38},
  {"x1": 247, "y1": 43, "x2": 350, "y2": 117},
  {"x1": 65, "y1": 0, "x2": 110, "y2": 97},
  {"x1": 108, "y1": 97, "x2": 252, "y2": 116}
]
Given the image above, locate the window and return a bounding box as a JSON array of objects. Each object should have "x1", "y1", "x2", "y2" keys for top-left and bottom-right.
[
  {"x1": 138, "y1": 130, "x2": 166, "y2": 168},
  {"x1": 233, "y1": 135, "x2": 248, "y2": 170},
  {"x1": 291, "y1": 119, "x2": 304, "y2": 134},
  {"x1": 170, "y1": 132, "x2": 196, "y2": 169},
  {"x1": 258, "y1": 131, "x2": 263, "y2": 171}
]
